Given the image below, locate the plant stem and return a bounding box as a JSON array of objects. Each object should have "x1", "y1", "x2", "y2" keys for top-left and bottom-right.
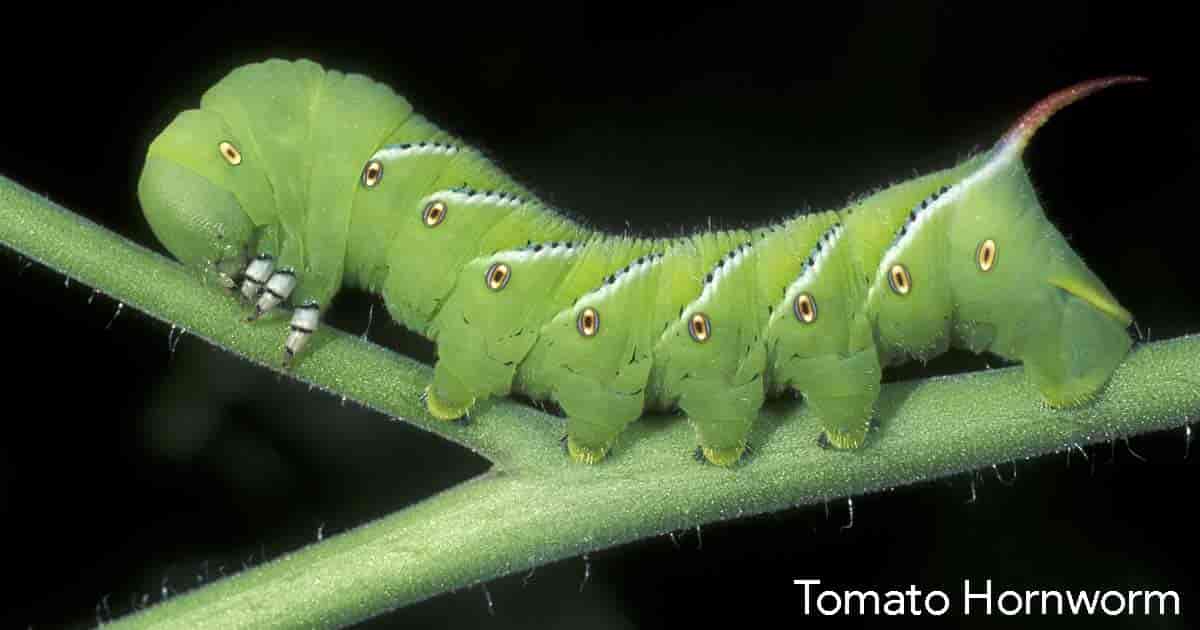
[{"x1": 2, "y1": 173, "x2": 1197, "y2": 629}]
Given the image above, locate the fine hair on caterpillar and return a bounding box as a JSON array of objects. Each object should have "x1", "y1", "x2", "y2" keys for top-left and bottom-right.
[{"x1": 138, "y1": 59, "x2": 1143, "y2": 467}]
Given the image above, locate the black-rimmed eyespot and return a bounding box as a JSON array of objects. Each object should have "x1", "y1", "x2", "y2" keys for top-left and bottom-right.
[
  {"x1": 486, "y1": 263, "x2": 511, "y2": 291},
  {"x1": 888, "y1": 264, "x2": 912, "y2": 296},
  {"x1": 793, "y1": 293, "x2": 817, "y2": 323},
  {"x1": 361, "y1": 160, "x2": 383, "y2": 187},
  {"x1": 577, "y1": 307, "x2": 599, "y2": 337},
  {"x1": 688, "y1": 312, "x2": 711, "y2": 343},
  {"x1": 423, "y1": 200, "x2": 447, "y2": 227}
]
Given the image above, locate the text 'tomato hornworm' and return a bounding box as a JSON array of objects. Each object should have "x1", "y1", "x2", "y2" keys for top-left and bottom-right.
[{"x1": 138, "y1": 59, "x2": 1139, "y2": 466}]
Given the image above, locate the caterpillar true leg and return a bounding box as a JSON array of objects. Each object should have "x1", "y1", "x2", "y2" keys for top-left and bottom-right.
[
  {"x1": 284, "y1": 300, "x2": 321, "y2": 365},
  {"x1": 237, "y1": 224, "x2": 282, "y2": 301},
  {"x1": 247, "y1": 268, "x2": 296, "y2": 320},
  {"x1": 239, "y1": 253, "x2": 275, "y2": 301},
  {"x1": 238, "y1": 224, "x2": 346, "y2": 365}
]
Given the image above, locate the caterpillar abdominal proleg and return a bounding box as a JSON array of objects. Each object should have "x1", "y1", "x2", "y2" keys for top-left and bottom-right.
[{"x1": 138, "y1": 59, "x2": 1140, "y2": 466}]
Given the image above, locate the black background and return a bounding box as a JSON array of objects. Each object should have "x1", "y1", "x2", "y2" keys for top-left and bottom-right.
[{"x1": 1, "y1": 3, "x2": 1197, "y2": 629}]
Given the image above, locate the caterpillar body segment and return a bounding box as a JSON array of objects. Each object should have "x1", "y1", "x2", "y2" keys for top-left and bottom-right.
[
  {"x1": 516, "y1": 240, "x2": 668, "y2": 463},
  {"x1": 765, "y1": 219, "x2": 879, "y2": 449},
  {"x1": 138, "y1": 59, "x2": 1140, "y2": 466}
]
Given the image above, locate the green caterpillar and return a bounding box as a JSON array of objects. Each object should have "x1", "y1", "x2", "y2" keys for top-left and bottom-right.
[{"x1": 138, "y1": 59, "x2": 1139, "y2": 467}]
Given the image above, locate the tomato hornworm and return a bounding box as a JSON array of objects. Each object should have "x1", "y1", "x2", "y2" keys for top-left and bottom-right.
[{"x1": 138, "y1": 59, "x2": 1139, "y2": 466}]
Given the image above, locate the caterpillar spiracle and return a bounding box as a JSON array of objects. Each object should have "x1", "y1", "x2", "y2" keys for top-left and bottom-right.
[{"x1": 138, "y1": 58, "x2": 1140, "y2": 467}]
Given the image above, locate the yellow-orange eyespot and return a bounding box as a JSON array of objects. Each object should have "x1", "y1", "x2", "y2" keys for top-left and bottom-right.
[
  {"x1": 688, "y1": 312, "x2": 712, "y2": 343},
  {"x1": 577, "y1": 307, "x2": 599, "y2": 337},
  {"x1": 219, "y1": 141, "x2": 242, "y2": 166},
  {"x1": 793, "y1": 292, "x2": 817, "y2": 323},
  {"x1": 485, "y1": 263, "x2": 511, "y2": 291},
  {"x1": 976, "y1": 238, "x2": 997, "y2": 272},
  {"x1": 423, "y1": 200, "x2": 447, "y2": 227},
  {"x1": 361, "y1": 160, "x2": 383, "y2": 188},
  {"x1": 888, "y1": 264, "x2": 912, "y2": 296}
]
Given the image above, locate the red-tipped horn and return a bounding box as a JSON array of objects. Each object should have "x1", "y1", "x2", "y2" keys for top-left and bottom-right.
[{"x1": 999, "y1": 75, "x2": 1148, "y2": 154}]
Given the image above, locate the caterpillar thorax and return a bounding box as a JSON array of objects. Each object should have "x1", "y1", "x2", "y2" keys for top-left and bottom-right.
[{"x1": 138, "y1": 59, "x2": 1139, "y2": 466}]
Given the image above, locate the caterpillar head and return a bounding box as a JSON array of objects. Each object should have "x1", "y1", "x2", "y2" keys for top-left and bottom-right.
[
  {"x1": 932, "y1": 77, "x2": 1142, "y2": 406},
  {"x1": 137, "y1": 109, "x2": 274, "y2": 285}
]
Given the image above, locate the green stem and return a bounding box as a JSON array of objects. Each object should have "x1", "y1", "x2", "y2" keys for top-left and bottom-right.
[{"x1": 2, "y1": 173, "x2": 1197, "y2": 629}]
